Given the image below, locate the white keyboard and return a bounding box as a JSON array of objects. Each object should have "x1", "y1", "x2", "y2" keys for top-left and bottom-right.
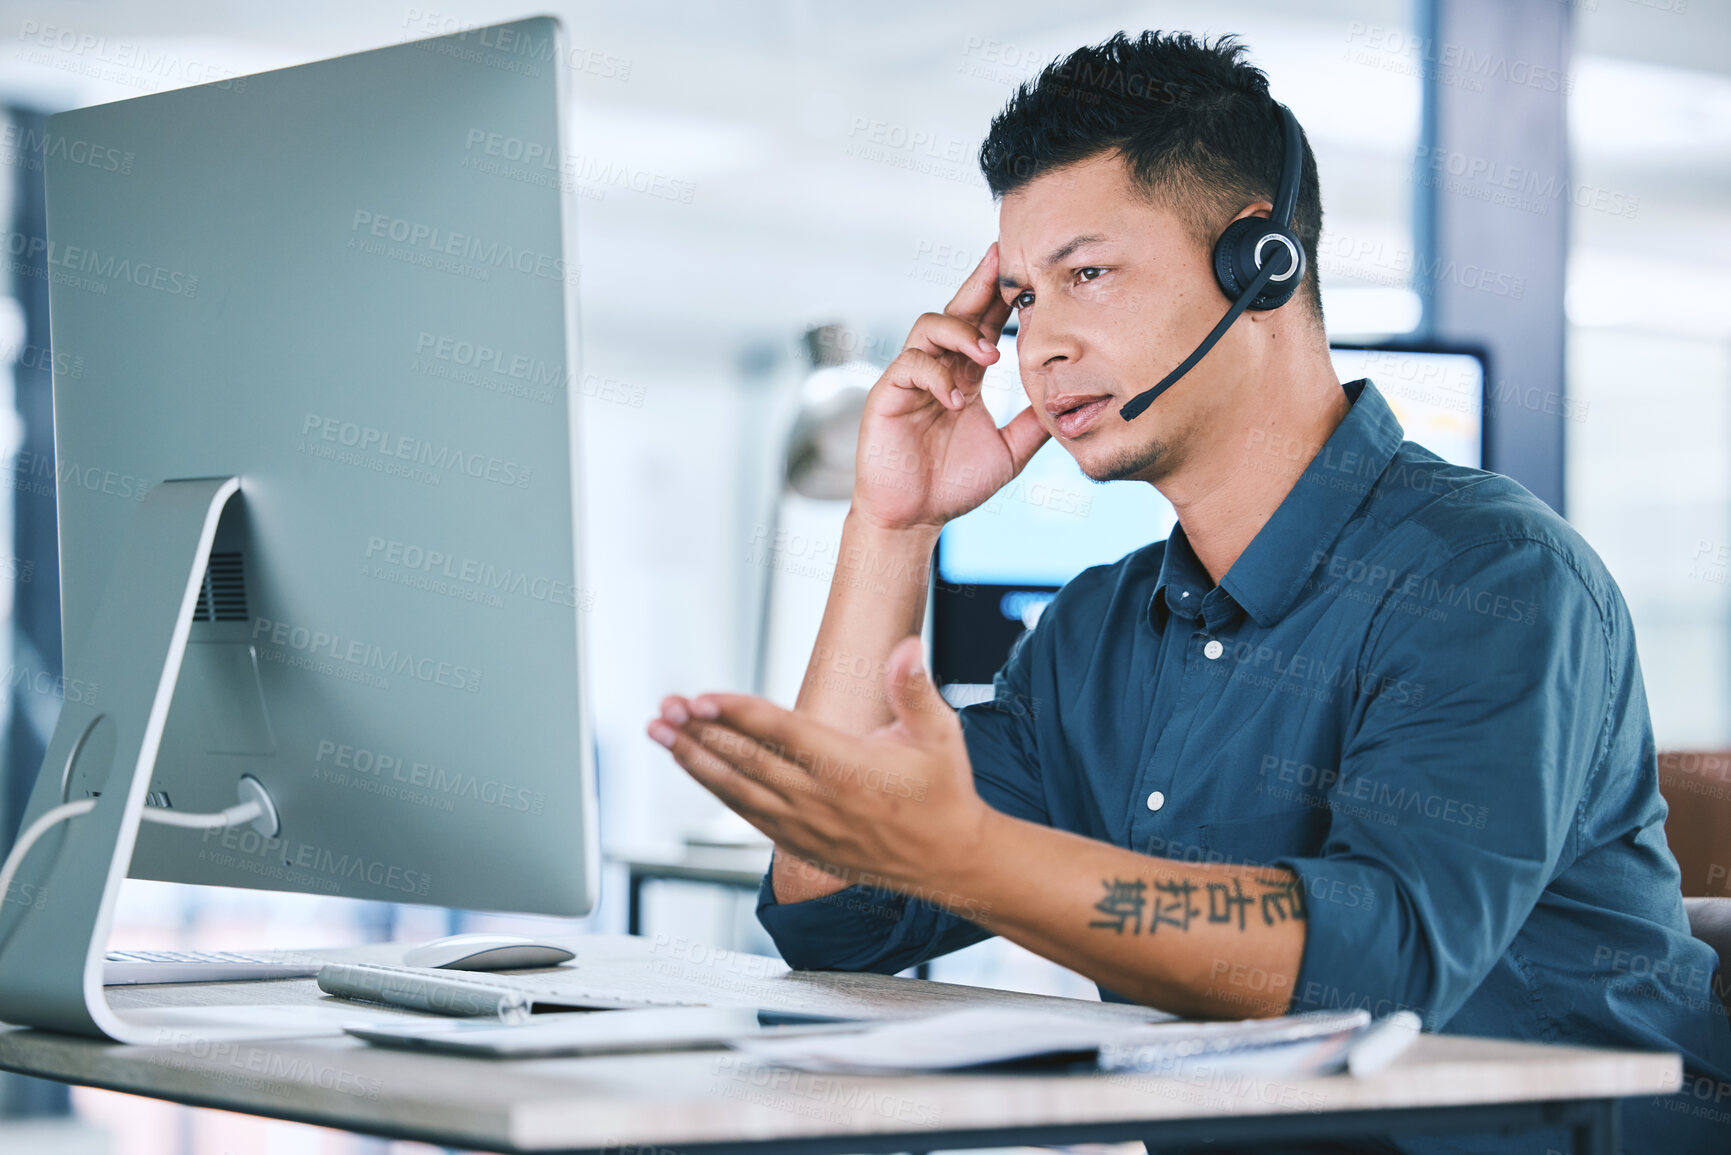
[
  {"x1": 317, "y1": 961, "x2": 703, "y2": 1014},
  {"x1": 103, "y1": 949, "x2": 323, "y2": 986}
]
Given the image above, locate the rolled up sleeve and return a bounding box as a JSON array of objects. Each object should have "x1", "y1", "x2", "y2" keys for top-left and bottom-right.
[
  {"x1": 757, "y1": 623, "x2": 1051, "y2": 972},
  {"x1": 1276, "y1": 538, "x2": 1608, "y2": 1030}
]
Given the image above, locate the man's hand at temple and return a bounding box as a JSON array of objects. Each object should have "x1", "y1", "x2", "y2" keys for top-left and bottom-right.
[{"x1": 852, "y1": 242, "x2": 1049, "y2": 533}]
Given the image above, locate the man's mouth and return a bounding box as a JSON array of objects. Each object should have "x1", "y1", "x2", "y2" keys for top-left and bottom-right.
[{"x1": 1044, "y1": 394, "x2": 1113, "y2": 439}]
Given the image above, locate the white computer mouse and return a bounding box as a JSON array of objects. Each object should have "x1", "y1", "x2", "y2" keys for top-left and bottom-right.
[{"x1": 401, "y1": 933, "x2": 576, "y2": 971}]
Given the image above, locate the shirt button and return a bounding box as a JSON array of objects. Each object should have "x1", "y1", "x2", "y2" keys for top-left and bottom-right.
[
  {"x1": 1146, "y1": 790, "x2": 1166, "y2": 812},
  {"x1": 1203, "y1": 639, "x2": 1224, "y2": 660}
]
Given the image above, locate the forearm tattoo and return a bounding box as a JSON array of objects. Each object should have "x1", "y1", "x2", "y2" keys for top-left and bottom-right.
[{"x1": 1089, "y1": 875, "x2": 1306, "y2": 934}]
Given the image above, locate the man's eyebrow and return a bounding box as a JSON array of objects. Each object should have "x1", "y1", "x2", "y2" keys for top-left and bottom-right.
[
  {"x1": 1044, "y1": 232, "x2": 1109, "y2": 267},
  {"x1": 997, "y1": 233, "x2": 1112, "y2": 291}
]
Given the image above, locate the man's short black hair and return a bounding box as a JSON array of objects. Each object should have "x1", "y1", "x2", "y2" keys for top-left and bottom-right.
[{"x1": 979, "y1": 31, "x2": 1324, "y2": 320}]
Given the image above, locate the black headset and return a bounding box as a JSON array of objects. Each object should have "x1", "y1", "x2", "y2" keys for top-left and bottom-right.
[{"x1": 1118, "y1": 102, "x2": 1308, "y2": 422}]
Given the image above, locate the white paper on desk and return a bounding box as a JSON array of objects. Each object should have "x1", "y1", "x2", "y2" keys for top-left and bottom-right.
[
  {"x1": 730, "y1": 1007, "x2": 1371, "y2": 1077},
  {"x1": 730, "y1": 1008, "x2": 1160, "y2": 1073},
  {"x1": 1099, "y1": 1026, "x2": 1367, "y2": 1080},
  {"x1": 1095, "y1": 1008, "x2": 1370, "y2": 1074}
]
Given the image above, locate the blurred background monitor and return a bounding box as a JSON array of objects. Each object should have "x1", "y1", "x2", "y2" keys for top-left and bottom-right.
[{"x1": 932, "y1": 339, "x2": 1488, "y2": 694}]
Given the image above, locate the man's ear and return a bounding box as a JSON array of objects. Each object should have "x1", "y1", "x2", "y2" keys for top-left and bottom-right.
[{"x1": 1228, "y1": 200, "x2": 1276, "y2": 225}]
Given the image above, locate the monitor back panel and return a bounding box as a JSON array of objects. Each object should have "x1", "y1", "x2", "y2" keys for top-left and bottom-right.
[{"x1": 45, "y1": 19, "x2": 597, "y2": 915}]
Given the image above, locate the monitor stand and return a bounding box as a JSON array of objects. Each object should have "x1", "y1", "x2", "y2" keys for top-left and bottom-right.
[{"x1": 0, "y1": 477, "x2": 243, "y2": 1042}]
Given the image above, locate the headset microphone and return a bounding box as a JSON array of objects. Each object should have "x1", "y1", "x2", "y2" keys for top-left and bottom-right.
[{"x1": 1119, "y1": 103, "x2": 1307, "y2": 423}]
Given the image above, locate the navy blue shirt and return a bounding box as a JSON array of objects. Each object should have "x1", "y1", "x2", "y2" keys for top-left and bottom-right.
[{"x1": 758, "y1": 379, "x2": 1731, "y2": 1151}]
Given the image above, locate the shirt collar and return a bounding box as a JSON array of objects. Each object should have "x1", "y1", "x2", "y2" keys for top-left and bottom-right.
[
  {"x1": 1224, "y1": 378, "x2": 1403, "y2": 626},
  {"x1": 1151, "y1": 520, "x2": 1211, "y2": 627},
  {"x1": 1148, "y1": 379, "x2": 1404, "y2": 631}
]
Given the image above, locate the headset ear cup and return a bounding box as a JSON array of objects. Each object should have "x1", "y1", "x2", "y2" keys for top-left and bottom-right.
[
  {"x1": 1212, "y1": 217, "x2": 1306, "y2": 311},
  {"x1": 1212, "y1": 216, "x2": 1265, "y2": 300}
]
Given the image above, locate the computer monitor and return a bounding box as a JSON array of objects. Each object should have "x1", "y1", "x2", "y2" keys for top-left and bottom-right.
[
  {"x1": 932, "y1": 340, "x2": 1487, "y2": 693},
  {"x1": 0, "y1": 17, "x2": 596, "y2": 1040},
  {"x1": 1328, "y1": 343, "x2": 1486, "y2": 471}
]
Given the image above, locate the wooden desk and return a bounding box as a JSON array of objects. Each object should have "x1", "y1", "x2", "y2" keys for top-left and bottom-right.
[{"x1": 0, "y1": 935, "x2": 1679, "y2": 1154}]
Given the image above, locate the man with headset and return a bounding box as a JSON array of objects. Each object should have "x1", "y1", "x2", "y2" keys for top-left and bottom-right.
[{"x1": 647, "y1": 31, "x2": 1730, "y2": 1152}]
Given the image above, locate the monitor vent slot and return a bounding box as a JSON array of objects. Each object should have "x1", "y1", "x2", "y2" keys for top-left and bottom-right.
[{"x1": 194, "y1": 552, "x2": 248, "y2": 622}]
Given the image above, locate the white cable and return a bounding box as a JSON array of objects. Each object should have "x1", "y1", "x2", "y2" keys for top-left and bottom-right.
[
  {"x1": 0, "y1": 798, "x2": 265, "y2": 913},
  {"x1": 0, "y1": 798, "x2": 97, "y2": 913},
  {"x1": 137, "y1": 800, "x2": 264, "y2": 830}
]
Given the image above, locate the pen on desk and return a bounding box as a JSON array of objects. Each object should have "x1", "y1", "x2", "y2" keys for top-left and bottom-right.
[
  {"x1": 1345, "y1": 1011, "x2": 1423, "y2": 1077},
  {"x1": 317, "y1": 963, "x2": 532, "y2": 1023}
]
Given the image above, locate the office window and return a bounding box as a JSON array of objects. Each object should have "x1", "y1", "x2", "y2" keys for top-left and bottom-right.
[
  {"x1": 1566, "y1": 9, "x2": 1731, "y2": 746},
  {"x1": 0, "y1": 106, "x2": 69, "y2": 1123}
]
